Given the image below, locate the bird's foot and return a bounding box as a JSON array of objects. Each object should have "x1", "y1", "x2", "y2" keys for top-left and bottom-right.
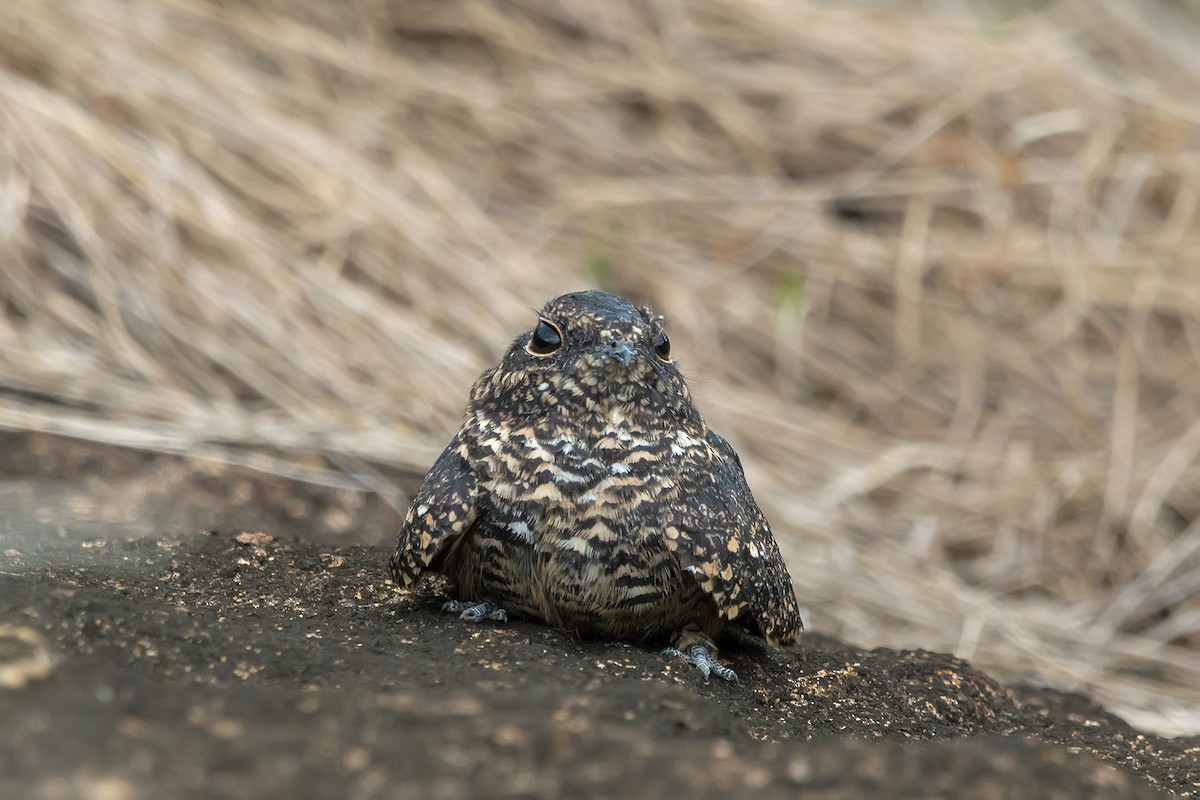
[
  {"x1": 661, "y1": 644, "x2": 739, "y2": 682},
  {"x1": 442, "y1": 599, "x2": 508, "y2": 622}
]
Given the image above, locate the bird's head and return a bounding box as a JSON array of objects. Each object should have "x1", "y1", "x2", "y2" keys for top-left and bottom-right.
[{"x1": 470, "y1": 291, "x2": 699, "y2": 427}]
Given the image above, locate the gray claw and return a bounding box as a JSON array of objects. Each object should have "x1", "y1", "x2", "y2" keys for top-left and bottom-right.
[
  {"x1": 442, "y1": 599, "x2": 508, "y2": 622},
  {"x1": 661, "y1": 645, "x2": 738, "y2": 683}
]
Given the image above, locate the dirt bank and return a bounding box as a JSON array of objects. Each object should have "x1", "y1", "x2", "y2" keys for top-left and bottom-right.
[{"x1": 2, "y1": 524, "x2": 1196, "y2": 798}]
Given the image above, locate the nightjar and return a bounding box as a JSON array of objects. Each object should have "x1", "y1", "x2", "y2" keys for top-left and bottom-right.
[{"x1": 389, "y1": 291, "x2": 801, "y2": 680}]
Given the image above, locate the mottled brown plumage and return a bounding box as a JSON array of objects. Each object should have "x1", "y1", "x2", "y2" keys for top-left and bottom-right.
[{"x1": 389, "y1": 291, "x2": 801, "y2": 680}]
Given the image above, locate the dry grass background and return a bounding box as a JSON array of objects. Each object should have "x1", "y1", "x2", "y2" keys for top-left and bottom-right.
[{"x1": 2, "y1": 0, "x2": 1200, "y2": 734}]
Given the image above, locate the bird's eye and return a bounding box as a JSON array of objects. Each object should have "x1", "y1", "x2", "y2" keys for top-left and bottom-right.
[
  {"x1": 527, "y1": 319, "x2": 563, "y2": 356},
  {"x1": 653, "y1": 330, "x2": 671, "y2": 362}
]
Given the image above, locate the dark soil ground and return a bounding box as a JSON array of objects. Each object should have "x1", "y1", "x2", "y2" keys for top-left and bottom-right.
[{"x1": 1, "y1": 434, "x2": 1198, "y2": 798}]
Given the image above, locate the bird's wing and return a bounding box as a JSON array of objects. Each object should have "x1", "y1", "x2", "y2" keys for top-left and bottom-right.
[
  {"x1": 662, "y1": 430, "x2": 802, "y2": 644},
  {"x1": 389, "y1": 433, "x2": 479, "y2": 589}
]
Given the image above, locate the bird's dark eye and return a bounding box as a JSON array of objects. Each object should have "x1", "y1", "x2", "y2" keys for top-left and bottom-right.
[
  {"x1": 527, "y1": 319, "x2": 563, "y2": 356},
  {"x1": 653, "y1": 330, "x2": 671, "y2": 361}
]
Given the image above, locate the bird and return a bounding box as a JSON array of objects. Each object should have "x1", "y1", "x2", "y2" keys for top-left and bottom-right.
[{"x1": 389, "y1": 290, "x2": 801, "y2": 681}]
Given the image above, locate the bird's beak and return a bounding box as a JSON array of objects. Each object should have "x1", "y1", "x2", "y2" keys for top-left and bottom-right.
[{"x1": 600, "y1": 339, "x2": 637, "y2": 367}]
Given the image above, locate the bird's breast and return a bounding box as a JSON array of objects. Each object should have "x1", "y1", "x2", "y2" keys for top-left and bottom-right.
[
  {"x1": 474, "y1": 427, "x2": 681, "y2": 542},
  {"x1": 447, "y1": 423, "x2": 712, "y2": 636}
]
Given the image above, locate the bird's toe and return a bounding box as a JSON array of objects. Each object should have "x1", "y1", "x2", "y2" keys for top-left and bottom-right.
[
  {"x1": 442, "y1": 599, "x2": 508, "y2": 622},
  {"x1": 661, "y1": 644, "x2": 738, "y2": 683}
]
